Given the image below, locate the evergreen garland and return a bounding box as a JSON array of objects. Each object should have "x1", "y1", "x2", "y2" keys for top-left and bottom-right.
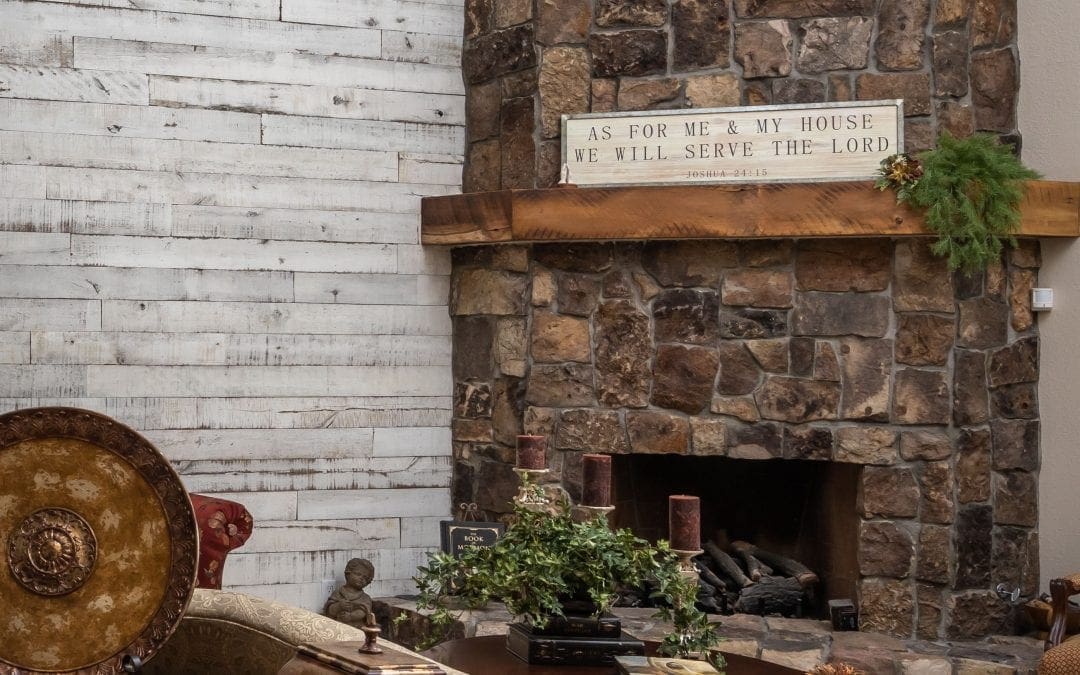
[{"x1": 876, "y1": 132, "x2": 1040, "y2": 272}]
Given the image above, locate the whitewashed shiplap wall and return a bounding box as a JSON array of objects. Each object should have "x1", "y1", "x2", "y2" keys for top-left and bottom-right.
[{"x1": 0, "y1": 0, "x2": 463, "y2": 610}]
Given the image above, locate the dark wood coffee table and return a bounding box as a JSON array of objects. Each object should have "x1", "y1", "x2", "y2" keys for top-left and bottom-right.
[{"x1": 421, "y1": 635, "x2": 802, "y2": 674}]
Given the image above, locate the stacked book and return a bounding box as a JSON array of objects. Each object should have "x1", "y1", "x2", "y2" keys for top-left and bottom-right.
[{"x1": 505, "y1": 613, "x2": 645, "y2": 666}]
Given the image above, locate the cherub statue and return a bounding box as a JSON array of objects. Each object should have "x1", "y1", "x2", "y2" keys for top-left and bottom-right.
[{"x1": 324, "y1": 557, "x2": 375, "y2": 628}]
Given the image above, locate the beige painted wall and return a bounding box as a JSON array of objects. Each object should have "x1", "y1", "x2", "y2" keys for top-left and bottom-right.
[{"x1": 1018, "y1": 1, "x2": 1080, "y2": 591}]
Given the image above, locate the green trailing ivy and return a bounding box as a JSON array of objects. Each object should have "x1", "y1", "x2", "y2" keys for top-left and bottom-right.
[
  {"x1": 876, "y1": 132, "x2": 1040, "y2": 273},
  {"x1": 404, "y1": 491, "x2": 719, "y2": 660}
]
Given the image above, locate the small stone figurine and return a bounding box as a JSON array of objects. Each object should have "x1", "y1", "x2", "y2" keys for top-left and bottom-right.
[{"x1": 324, "y1": 557, "x2": 375, "y2": 629}]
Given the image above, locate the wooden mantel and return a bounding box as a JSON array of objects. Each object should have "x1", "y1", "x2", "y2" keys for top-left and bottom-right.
[{"x1": 421, "y1": 180, "x2": 1080, "y2": 246}]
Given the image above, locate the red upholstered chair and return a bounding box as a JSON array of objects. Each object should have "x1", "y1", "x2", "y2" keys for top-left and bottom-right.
[{"x1": 189, "y1": 493, "x2": 254, "y2": 589}]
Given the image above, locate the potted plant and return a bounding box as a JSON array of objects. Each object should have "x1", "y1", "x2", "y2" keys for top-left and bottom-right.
[
  {"x1": 876, "y1": 132, "x2": 1040, "y2": 272},
  {"x1": 406, "y1": 488, "x2": 719, "y2": 659}
]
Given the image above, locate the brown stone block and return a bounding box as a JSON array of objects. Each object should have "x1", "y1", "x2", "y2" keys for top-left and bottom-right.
[
  {"x1": 531, "y1": 269, "x2": 556, "y2": 307},
  {"x1": 773, "y1": 78, "x2": 826, "y2": 104},
  {"x1": 617, "y1": 78, "x2": 681, "y2": 110},
  {"x1": 454, "y1": 418, "x2": 493, "y2": 442},
  {"x1": 453, "y1": 316, "x2": 495, "y2": 380},
  {"x1": 993, "y1": 472, "x2": 1036, "y2": 526},
  {"x1": 894, "y1": 369, "x2": 951, "y2": 425},
  {"x1": 917, "y1": 524, "x2": 952, "y2": 584},
  {"x1": 690, "y1": 417, "x2": 728, "y2": 456},
  {"x1": 602, "y1": 270, "x2": 633, "y2": 299},
  {"x1": 744, "y1": 81, "x2": 771, "y2": 106},
  {"x1": 739, "y1": 240, "x2": 793, "y2": 267},
  {"x1": 592, "y1": 79, "x2": 617, "y2": 112},
  {"x1": 556, "y1": 274, "x2": 601, "y2": 316},
  {"x1": 839, "y1": 338, "x2": 893, "y2": 421},
  {"x1": 627, "y1": 410, "x2": 690, "y2": 454},
  {"x1": 468, "y1": 80, "x2": 502, "y2": 141},
  {"x1": 539, "y1": 47, "x2": 590, "y2": 138},
  {"x1": 746, "y1": 339, "x2": 788, "y2": 373},
  {"x1": 900, "y1": 430, "x2": 952, "y2": 461},
  {"x1": 464, "y1": 139, "x2": 501, "y2": 192},
  {"x1": 954, "y1": 268, "x2": 984, "y2": 301},
  {"x1": 537, "y1": 140, "x2": 561, "y2": 188},
  {"x1": 933, "y1": 30, "x2": 969, "y2": 97},
  {"x1": 814, "y1": 342, "x2": 840, "y2": 381},
  {"x1": 795, "y1": 239, "x2": 891, "y2": 292},
  {"x1": 492, "y1": 247, "x2": 530, "y2": 273},
  {"x1": 857, "y1": 73, "x2": 931, "y2": 116},
  {"x1": 491, "y1": 376, "x2": 524, "y2": 446},
  {"x1": 945, "y1": 591, "x2": 1009, "y2": 639},
  {"x1": 1009, "y1": 240, "x2": 1040, "y2": 269},
  {"x1": 957, "y1": 297, "x2": 1008, "y2": 349},
  {"x1": 835, "y1": 427, "x2": 898, "y2": 465},
  {"x1": 992, "y1": 526, "x2": 1038, "y2": 597},
  {"x1": 455, "y1": 381, "x2": 493, "y2": 419},
  {"x1": 862, "y1": 466, "x2": 919, "y2": 518},
  {"x1": 938, "y1": 101, "x2": 975, "y2": 138},
  {"x1": 935, "y1": 0, "x2": 973, "y2": 29},
  {"x1": 464, "y1": 0, "x2": 492, "y2": 39},
  {"x1": 722, "y1": 268, "x2": 794, "y2": 308},
  {"x1": 1006, "y1": 268, "x2": 1034, "y2": 333},
  {"x1": 685, "y1": 73, "x2": 741, "y2": 108},
  {"x1": 953, "y1": 349, "x2": 989, "y2": 426},
  {"x1": 955, "y1": 504, "x2": 993, "y2": 588},
  {"x1": 894, "y1": 240, "x2": 955, "y2": 312},
  {"x1": 920, "y1": 461, "x2": 955, "y2": 525},
  {"x1": 536, "y1": 0, "x2": 590, "y2": 44},
  {"x1": 452, "y1": 268, "x2": 527, "y2": 316},
  {"x1": 642, "y1": 240, "x2": 737, "y2": 286},
  {"x1": 916, "y1": 583, "x2": 944, "y2": 640},
  {"x1": 523, "y1": 406, "x2": 556, "y2": 436},
  {"x1": 783, "y1": 426, "x2": 832, "y2": 460},
  {"x1": 652, "y1": 344, "x2": 720, "y2": 414},
  {"x1": 720, "y1": 308, "x2": 788, "y2": 339},
  {"x1": 589, "y1": 31, "x2": 668, "y2": 78},
  {"x1": 673, "y1": 0, "x2": 732, "y2": 71},
  {"x1": 464, "y1": 25, "x2": 537, "y2": 84},
  {"x1": 734, "y1": 0, "x2": 873, "y2": 19},
  {"x1": 596, "y1": 0, "x2": 667, "y2": 27},
  {"x1": 476, "y1": 457, "x2": 520, "y2": 513},
  {"x1": 793, "y1": 293, "x2": 890, "y2": 337},
  {"x1": 896, "y1": 314, "x2": 955, "y2": 366},
  {"x1": 971, "y1": 48, "x2": 1017, "y2": 132},
  {"x1": 971, "y1": 0, "x2": 1017, "y2": 48},
  {"x1": 494, "y1": 0, "x2": 532, "y2": 28},
  {"x1": 711, "y1": 395, "x2": 760, "y2": 422},
  {"x1": 991, "y1": 384, "x2": 1038, "y2": 421},
  {"x1": 956, "y1": 429, "x2": 992, "y2": 503},
  {"x1": 828, "y1": 74, "x2": 852, "y2": 101},
  {"x1": 716, "y1": 341, "x2": 761, "y2": 395},
  {"x1": 633, "y1": 272, "x2": 661, "y2": 301},
  {"x1": 858, "y1": 578, "x2": 915, "y2": 639},
  {"x1": 527, "y1": 363, "x2": 595, "y2": 406},
  {"x1": 755, "y1": 376, "x2": 839, "y2": 423},
  {"x1": 734, "y1": 20, "x2": 792, "y2": 78},
  {"x1": 789, "y1": 337, "x2": 812, "y2": 376},
  {"x1": 985, "y1": 259, "x2": 1006, "y2": 300},
  {"x1": 991, "y1": 418, "x2": 1038, "y2": 472},
  {"x1": 797, "y1": 17, "x2": 872, "y2": 73},
  {"x1": 988, "y1": 336, "x2": 1037, "y2": 387},
  {"x1": 500, "y1": 96, "x2": 536, "y2": 190},
  {"x1": 905, "y1": 118, "x2": 935, "y2": 154},
  {"x1": 556, "y1": 409, "x2": 629, "y2": 453},
  {"x1": 595, "y1": 301, "x2": 651, "y2": 408},
  {"x1": 495, "y1": 316, "x2": 526, "y2": 376},
  {"x1": 728, "y1": 421, "x2": 782, "y2": 459},
  {"x1": 531, "y1": 312, "x2": 590, "y2": 363},
  {"x1": 859, "y1": 518, "x2": 911, "y2": 574},
  {"x1": 534, "y1": 243, "x2": 614, "y2": 273},
  {"x1": 876, "y1": 0, "x2": 929, "y2": 71},
  {"x1": 654, "y1": 289, "x2": 721, "y2": 345}
]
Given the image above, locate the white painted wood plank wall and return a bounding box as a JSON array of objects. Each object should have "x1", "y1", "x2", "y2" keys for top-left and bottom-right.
[{"x1": 0, "y1": 0, "x2": 463, "y2": 609}]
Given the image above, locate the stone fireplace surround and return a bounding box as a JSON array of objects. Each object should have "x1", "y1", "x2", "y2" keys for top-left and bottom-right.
[{"x1": 448, "y1": 237, "x2": 1041, "y2": 642}]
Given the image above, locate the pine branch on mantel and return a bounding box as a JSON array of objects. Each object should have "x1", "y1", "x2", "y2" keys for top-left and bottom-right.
[{"x1": 420, "y1": 180, "x2": 1079, "y2": 246}]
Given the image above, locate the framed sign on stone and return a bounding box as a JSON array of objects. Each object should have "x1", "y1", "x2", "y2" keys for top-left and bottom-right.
[{"x1": 561, "y1": 100, "x2": 903, "y2": 187}]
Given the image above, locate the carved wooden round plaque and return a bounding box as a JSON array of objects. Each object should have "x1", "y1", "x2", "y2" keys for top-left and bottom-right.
[{"x1": 0, "y1": 408, "x2": 198, "y2": 674}]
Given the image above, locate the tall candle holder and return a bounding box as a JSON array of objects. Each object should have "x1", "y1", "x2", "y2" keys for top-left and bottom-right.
[
  {"x1": 570, "y1": 503, "x2": 615, "y2": 523},
  {"x1": 513, "y1": 467, "x2": 551, "y2": 512},
  {"x1": 670, "y1": 547, "x2": 704, "y2": 575}
]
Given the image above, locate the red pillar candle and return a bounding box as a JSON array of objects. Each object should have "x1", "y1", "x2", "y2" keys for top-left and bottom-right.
[
  {"x1": 516, "y1": 435, "x2": 546, "y2": 470},
  {"x1": 668, "y1": 495, "x2": 701, "y2": 551},
  {"x1": 581, "y1": 454, "x2": 612, "y2": 507}
]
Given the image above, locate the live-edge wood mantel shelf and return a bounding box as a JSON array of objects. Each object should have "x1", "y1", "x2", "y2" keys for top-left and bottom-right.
[{"x1": 420, "y1": 180, "x2": 1080, "y2": 246}]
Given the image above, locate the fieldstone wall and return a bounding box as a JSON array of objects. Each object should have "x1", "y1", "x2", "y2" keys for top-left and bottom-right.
[
  {"x1": 448, "y1": 238, "x2": 1040, "y2": 640},
  {"x1": 462, "y1": 0, "x2": 1019, "y2": 190}
]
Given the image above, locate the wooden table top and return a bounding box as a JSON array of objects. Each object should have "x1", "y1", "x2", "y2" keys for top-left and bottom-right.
[{"x1": 421, "y1": 635, "x2": 802, "y2": 675}]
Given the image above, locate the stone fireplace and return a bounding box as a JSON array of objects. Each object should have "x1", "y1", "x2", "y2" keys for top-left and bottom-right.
[{"x1": 441, "y1": 0, "x2": 1042, "y2": 643}]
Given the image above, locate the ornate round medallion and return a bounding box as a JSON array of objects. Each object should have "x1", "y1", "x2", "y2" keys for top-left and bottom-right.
[{"x1": 8, "y1": 507, "x2": 98, "y2": 596}]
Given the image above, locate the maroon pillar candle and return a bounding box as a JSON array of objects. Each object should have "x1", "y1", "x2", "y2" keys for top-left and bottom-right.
[
  {"x1": 580, "y1": 454, "x2": 612, "y2": 507},
  {"x1": 516, "y1": 435, "x2": 546, "y2": 470},
  {"x1": 668, "y1": 495, "x2": 701, "y2": 551}
]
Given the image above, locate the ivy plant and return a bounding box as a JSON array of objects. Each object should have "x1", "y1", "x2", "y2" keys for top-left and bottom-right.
[
  {"x1": 876, "y1": 132, "x2": 1040, "y2": 272},
  {"x1": 405, "y1": 492, "x2": 719, "y2": 659}
]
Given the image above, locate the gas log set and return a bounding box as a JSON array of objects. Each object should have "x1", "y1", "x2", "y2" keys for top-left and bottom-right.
[{"x1": 694, "y1": 539, "x2": 819, "y2": 617}]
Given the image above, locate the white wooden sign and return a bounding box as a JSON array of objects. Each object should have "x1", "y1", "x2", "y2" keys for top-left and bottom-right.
[{"x1": 561, "y1": 100, "x2": 903, "y2": 187}]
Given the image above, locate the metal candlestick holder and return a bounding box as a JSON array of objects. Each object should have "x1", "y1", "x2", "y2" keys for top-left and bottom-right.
[
  {"x1": 571, "y1": 504, "x2": 615, "y2": 523},
  {"x1": 513, "y1": 467, "x2": 550, "y2": 512},
  {"x1": 671, "y1": 548, "x2": 704, "y2": 575}
]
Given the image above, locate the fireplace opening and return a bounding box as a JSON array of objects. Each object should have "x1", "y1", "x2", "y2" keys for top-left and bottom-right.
[{"x1": 611, "y1": 454, "x2": 860, "y2": 619}]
